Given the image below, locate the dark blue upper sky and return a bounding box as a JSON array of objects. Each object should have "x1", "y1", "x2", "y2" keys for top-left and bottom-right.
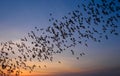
[{"x1": 0, "y1": 0, "x2": 78, "y2": 41}]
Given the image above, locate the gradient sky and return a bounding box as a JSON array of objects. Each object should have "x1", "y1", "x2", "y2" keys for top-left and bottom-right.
[{"x1": 0, "y1": 0, "x2": 120, "y2": 76}]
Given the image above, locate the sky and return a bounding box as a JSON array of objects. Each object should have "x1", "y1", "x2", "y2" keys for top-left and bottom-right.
[{"x1": 0, "y1": 0, "x2": 120, "y2": 76}]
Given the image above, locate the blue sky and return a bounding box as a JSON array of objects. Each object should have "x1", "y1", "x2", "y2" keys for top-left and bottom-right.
[
  {"x1": 0, "y1": 0, "x2": 75, "y2": 41},
  {"x1": 0, "y1": 0, "x2": 120, "y2": 76}
]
